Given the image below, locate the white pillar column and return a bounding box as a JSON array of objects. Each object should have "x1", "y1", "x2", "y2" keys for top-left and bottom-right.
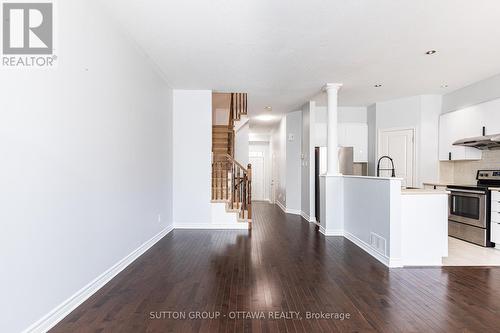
[{"x1": 323, "y1": 83, "x2": 343, "y2": 175}]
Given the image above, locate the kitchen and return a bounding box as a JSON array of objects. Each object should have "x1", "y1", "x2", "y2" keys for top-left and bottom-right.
[{"x1": 303, "y1": 77, "x2": 500, "y2": 267}]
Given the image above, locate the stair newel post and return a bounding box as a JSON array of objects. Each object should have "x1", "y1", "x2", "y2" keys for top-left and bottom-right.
[
  {"x1": 242, "y1": 171, "x2": 246, "y2": 217},
  {"x1": 240, "y1": 170, "x2": 244, "y2": 219},
  {"x1": 247, "y1": 163, "x2": 252, "y2": 222},
  {"x1": 233, "y1": 161, "x2": 237, "y2": 209}
]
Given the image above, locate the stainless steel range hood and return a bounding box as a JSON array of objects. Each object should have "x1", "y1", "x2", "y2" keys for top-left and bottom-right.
[{"x1": 453, "y1": 134, "x2": 500, "y2": 150}]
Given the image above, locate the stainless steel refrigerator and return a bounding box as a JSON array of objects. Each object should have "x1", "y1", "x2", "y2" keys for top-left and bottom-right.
[{"x1": 317, "y1": 146, "x2": 354, "y2": 175}]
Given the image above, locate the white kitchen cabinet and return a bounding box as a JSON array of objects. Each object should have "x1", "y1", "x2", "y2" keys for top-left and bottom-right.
[
  {"x1": 492, "y1": 222, "x2": 500, "y2": 244},
  {"x1": 439, "y1": 98, "x2": 500, "y2": 161},
  {"x1": 338, "y1": 123, "x2": 368, "y2": 162},
  {"x1": 478, "y1": 99, "x2": 500, "y2": 135},
  {"x1": 439, "y1": 112, "x2": 456, "y2": 161},
  {"x1": 491, "y1": 199, "x2": 500, "y2": 214},
  {"x1": 491, "y1": 191, "x2": 500, "y2": 244},
  {"x1": 438, "y1": 109, "x2": 482, "y2": 161}
]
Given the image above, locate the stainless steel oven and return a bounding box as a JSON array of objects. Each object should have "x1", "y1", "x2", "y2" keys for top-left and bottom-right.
[
  {"x1": 448, "y1": 189, "x2": 486, "y2": 228},
  {"x1": 447, "y1": 170, "x2": 500, "y2": 247}
]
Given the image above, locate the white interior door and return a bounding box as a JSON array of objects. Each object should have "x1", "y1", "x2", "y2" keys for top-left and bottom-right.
[
  {"x1": 378, "y1": 128, "x2": 415, "y2": 187},
  {"x1": 249, "y1": 155, "x2": 265, "y2": 201}
]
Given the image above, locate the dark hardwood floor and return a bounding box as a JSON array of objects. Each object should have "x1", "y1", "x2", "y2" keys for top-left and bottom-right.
[{"x1": 52, "y1": 202, "x2": 500, "y2": 332}]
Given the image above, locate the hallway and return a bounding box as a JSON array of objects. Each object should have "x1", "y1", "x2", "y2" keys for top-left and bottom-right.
[{"x1": 52, "y1": 203, "x2": 500, "y2": 332}]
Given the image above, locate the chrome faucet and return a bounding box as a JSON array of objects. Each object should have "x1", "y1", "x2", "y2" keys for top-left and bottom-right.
[{"x1": 376, "y1": 155, "x2": 396, "y2": 177}]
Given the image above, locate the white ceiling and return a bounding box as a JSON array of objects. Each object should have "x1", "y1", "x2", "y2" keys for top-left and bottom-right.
[{"x1": 105, "y1": 0, "x2": 500, "y2": 127}]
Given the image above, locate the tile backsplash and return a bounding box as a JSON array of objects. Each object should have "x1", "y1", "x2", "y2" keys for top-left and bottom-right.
[{"x1": 440, "y1": 150, "x2": 500, "y2": 184}]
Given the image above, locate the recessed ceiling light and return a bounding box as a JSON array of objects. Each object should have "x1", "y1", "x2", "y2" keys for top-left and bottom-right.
[
  {"x1": 425, "y1": 50, "x2": 437, "y2": 55},
  {"x1": 264, "y1": 106, "x2": 272, "y2": 111},
  {"x1": 374, "y1": 84, "x2": 382, "y2": 88},
  {"x1": 255, "y1": 114, "x2": 276, "y2": 122}
]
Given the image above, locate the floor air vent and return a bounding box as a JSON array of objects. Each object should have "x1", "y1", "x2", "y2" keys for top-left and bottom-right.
[{"x1": 370, "y1": 232, "x2": 387, "y2": 256}]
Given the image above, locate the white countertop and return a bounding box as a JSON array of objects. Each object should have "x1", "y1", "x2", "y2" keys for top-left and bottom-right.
[
  {"x1": 422, "y1": 182, "x2": 453, "y2": 187},
  {"x1": 401, "y1": 188, "x2": 450, "y2": 195}
]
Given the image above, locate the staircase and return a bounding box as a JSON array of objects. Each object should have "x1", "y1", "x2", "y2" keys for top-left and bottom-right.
[
  {"x1": 212, "y1": 125, "x2": 232, "y2": 156},
  {"x1": 211, "y1": 93, "x2": 252, "y2": 227}
]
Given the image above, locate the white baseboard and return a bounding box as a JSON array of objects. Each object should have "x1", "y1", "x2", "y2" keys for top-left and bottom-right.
[
  {"x1": 319, "y1": 226, "x2": 344, "y2": 236},
  {"x1": 285, "y1": 208, "x2": 301, "y2": 215},
  {"x1": 275, "y1": 201, "x2": 301, "y2": 215},
  {"x1": 300, "y1": 211, "x2": 310, "y2": 222},
  {"x1": 300, "y1": 211, "x2": 317, "y2": 223},
  {"x1": 343, "y1": 231, "x2": 402, "y2": 268},
  {"x1": 174, "y1": 223, "x2": 249, "y2": 229},
  {"x1": 22, "y1": 224, "x2": 174, "y2": 333},
  {"x1": 276, "y1": 200, "x2": 286, "y2": 213}
]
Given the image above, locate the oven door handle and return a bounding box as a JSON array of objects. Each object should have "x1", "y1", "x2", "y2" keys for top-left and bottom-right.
[{"x1": 447, "y1": 189, "x2": 486, "y2": 195}]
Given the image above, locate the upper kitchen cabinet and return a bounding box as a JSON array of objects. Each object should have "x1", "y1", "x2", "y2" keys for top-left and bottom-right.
[
  {"x1": 439, "y1": 108, "x2": 482, "y2": 161},
  {"x1": 338, "y1": 123, "x2": 368, "y2": 162},
  {"x1": 477, "y1": 98, "x2": 500, "y2": 135},
  {"x1": 437, "y1": 97, "x2": 500, "y2": 161}
]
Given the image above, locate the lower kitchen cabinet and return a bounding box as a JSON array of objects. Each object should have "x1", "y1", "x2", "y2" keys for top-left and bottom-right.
[
  {"x1": 491, "y1": 222, "x2": 500, "y2": 244},
  {"x1": 491, "y1": 190, "x2": 500, "y2": 244}
]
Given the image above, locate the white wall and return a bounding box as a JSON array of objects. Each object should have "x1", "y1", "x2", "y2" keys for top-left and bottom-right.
[
  {"x1": 338, "y1": 106, "x2": 367, "y2": 123},
  {"x1": 271, "y1": 118, "x2": 287, "y2": 206},
  {"x1": 249, "y1": 133, "x2": 270, "y2": 142},
  {"x1": 301, "y1": 102, "x2": 311, "y2": 218},
  {"x1": 172, "y1": 90, "x2": 212, "y2": 227},
  {"x1": 442, "y1": 74, "x2": 500, "y2": 114},
  {"x1": 285, "y1": 111, "x2": 302, "y2": 212},
  {"x1": 343, "y1": 177, "x2": 402, "y2": 266},
  {"x1": 313, "y1": 106, "x2": 367, "y2": 147},
  {"x1": 368, "y1": 95, "x2": 442, "y2": 185},
  {"x1": 374, "y1": 96, "x2": 421, "y2": 183},
  {"x1": 367, "y1": 104, "x2": 377, "y2": 176},
  {"x1": 375, "y1": 95, "x2": 421, "y2": 128},
  {"x1": 313, "y1": 106, "x2": 328, "y2": 147},
  {"x1": 419, "y1": 95, "x2": 442, "y2": 184},
  {"x1": 235, "y1": 121, "x2": 249, "y2": 166},
  {"x1": 0, "y1": 1, "x2": 173, "y2": 332},
  {"x1": 249, "y1": 142, "x2": 271, "y2": 201}
]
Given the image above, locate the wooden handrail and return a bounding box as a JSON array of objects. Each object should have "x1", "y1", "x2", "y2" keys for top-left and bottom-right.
[
  {"x1": 211, "y1": 153, "x2": 252, "y2": 224},
  {"x1": 215, "y1": 153, "x2": 248, "y2": 172}
]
